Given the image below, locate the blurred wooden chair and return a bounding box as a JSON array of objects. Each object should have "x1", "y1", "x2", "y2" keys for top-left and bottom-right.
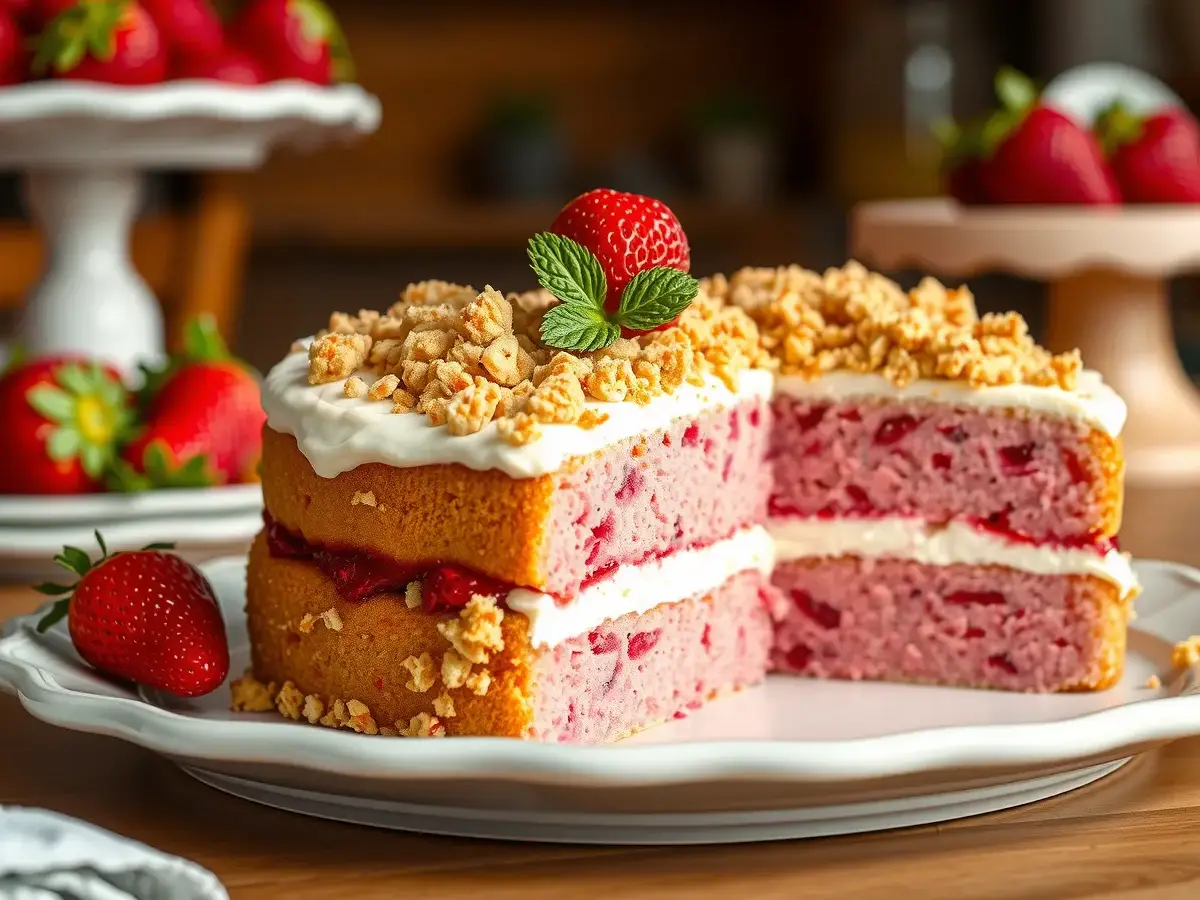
[{"x1": 0, "y1": 173, "x2": 251, "y2": 352}]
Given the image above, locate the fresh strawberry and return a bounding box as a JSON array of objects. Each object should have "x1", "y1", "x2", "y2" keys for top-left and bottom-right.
[
  {"x1": 933, "y1": 118, "x2": 989, "y2": 204},
  {"x1": 0, "y1": 7, "x2": 24, "y2": 85},
  {"x1": 530, "y1": 190, "x2": 700, "y2": 352},
  {"x1": 35, "y1": 535, "x2": 229, "y2": 698},
  {"x1": 227, "y1": 0, "x2": 353, "y2": 85},
  {"x1": 549, "y1": 188, "x2": 691, "y2": 315},
  {"x1": 172, "y1": 46, "x2": 265, "y2": 84},
  {"x1": 978, "y1": 67, "x2": 1120, "y2": 205},
  {"x1": 1096, "y1": 103, "x2": 1200, "y2": 204},
  {"x1": 32, "y1": 0, "x2": 167, "y2": 85},
  {"x1": 0, "y1": 358, "x2": 131, "y2": 496},
  {"x1": 140, "y1": 0, "x2": 222, "y2": 65},
  {"x1": 113, "y1": 316, "x2": 265, "y2": 491}
]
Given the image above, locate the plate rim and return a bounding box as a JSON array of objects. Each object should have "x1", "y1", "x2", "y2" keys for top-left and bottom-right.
[
  {"x1": 1, "y1": 557, "x2": 1198, "y2": 789},
  {"x1": 0, "y1": 483, "x2": 263, "y2": 526}
]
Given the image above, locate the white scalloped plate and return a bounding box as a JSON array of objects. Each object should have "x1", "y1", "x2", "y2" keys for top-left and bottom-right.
[
  {"x1": 0, "y1": 484, "x2": 262, "y2": 527},
  {"x1": 0, "y1": 82, "x2": 381, "y2": 167},
  {"x1": 1, "y1": 557, "x2": 1198, "y2": 844}
]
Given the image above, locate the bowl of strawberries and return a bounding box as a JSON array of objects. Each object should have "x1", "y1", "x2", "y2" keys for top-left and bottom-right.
[{"x1": 0, "y1": 316, "x2": 266, "y2": 580}]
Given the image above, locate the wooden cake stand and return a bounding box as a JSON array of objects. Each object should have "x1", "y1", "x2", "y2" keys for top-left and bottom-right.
[{"x1": 852, "y1": 198, "x2": 1200, "y2": 485}]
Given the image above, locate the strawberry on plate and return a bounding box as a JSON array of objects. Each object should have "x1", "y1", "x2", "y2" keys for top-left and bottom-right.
[
  {"x1": 0, "y1": 357, "x2": 131, "y2": 495},
  {"x1": 227, "y1": 0, "x2": 352, "y2": 85},
  {"x1": 978, "y1": 67, "x2": 1120, "y2": 205},
  {"x1": 32, "y1": 0, "x2": 167, "y2": 85},
  {"x1": 36, "y1": 534, "x2": 229, "y2": 698},
  {"x1": 171, "y1": 46, "x2": 265, "y2": 84},
  {"x1": 113, "y1": 316, "x2": 266, "y2": 491},
  {"x1": 529, "y1": 189, "x2": 700, "y2": 353},
  {"x1": 140, "y1": 0, "x2": 222, "y2": 64},
  {"x1": 1096, "y1": 102, "x2": 1200, "y2": 204}
]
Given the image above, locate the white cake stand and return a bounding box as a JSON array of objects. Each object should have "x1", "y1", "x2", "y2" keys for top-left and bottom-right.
[
  {"x1": 0, "y1": 81, "x2": 381, "y2": 376},
  {"x1": 852, "y1": 198, "x2": 1200, "y2": 485}
]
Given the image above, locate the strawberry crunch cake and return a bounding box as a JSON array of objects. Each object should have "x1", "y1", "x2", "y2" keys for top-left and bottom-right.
[{"x1": 231, "y1": 188, "x2": 1138, "y2": 741}]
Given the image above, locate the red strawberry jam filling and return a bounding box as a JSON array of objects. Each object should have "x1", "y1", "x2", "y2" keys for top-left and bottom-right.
[{"x1": 265, "y1": 516, "x2": 517, "y2": 612}]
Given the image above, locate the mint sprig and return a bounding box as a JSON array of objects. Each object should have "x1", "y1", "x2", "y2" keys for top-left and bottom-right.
[{"x1": 527, "y1": 232, "x2": 698, "y2": 351}]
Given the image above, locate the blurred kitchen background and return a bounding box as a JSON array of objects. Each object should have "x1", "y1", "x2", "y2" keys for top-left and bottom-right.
[{"x1": 5, "y1": 0, "x2": 1200, "y2": 373}]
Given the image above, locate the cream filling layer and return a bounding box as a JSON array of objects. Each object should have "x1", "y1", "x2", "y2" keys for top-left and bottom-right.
[
  {"x1": 774, "y1": 370, "x2": 1126, "y2": 438},
  {"x1": 262, "y1": 349, "x2": 774, "y2": 480},
  {"x1": 768, "y1": 515, "x2": 1138, "y2": 597},
  {"x1": 506, "y1": 526, "x2": 776, "y2": 649}
]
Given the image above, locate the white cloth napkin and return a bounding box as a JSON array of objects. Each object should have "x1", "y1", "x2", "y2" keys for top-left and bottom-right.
[{"x1": 0, "y1": 807, "x2": 227, "y2": 900}]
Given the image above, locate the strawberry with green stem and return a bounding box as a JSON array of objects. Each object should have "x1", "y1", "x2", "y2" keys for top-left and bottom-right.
[
  {"x1": 227, "y1": 0, "x2": 354, "y2": 86},
  {"x1": 1096, "y1": 101, "x2": 1200, "y2": 204},
  {"x1": 532, "y1": 189, "x2": 699, "y2": 352},
  {"x1": 112, "y1": 316, "x2": 267, "y2": 492},
  {"x1": 36, "y1": 532, "x2": 230, "y2": 698},
  {"x1": 978, "y1": 67, "x2": 1120, "y2": 205},
  {"x1": 32, "y1": 0, "x2": 167, "y2": 85},
  {"x1": 0, "y1": 358, "x2": 131, "y2": 496}
]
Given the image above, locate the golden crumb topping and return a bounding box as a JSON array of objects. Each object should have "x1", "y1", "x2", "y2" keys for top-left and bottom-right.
[
  {"x1": 1172, "y1": 636, "x2": 1200, "y2": 669},
  {"x1": 307, "y1": 277, "x2": 768, "y2": 443},
  {"x1": 437, "y1": 594, "x2": 505, "y2": 665},
  {"x1": 720, "y1": 261, "x2": 1080, "y2": 390}
]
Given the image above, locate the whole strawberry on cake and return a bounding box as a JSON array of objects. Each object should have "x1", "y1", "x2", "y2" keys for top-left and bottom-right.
[{"x1": 235, "y1": 189, "x2": 780, "y2": 739}]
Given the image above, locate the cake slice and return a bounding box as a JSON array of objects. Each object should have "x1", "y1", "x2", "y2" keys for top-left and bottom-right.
[
  {"x1": 725, "y1": 262, "x2": 1137, "y2": 692},
  {"x1": 237, "y1": 198, "x2": 784, "y2": 740}
]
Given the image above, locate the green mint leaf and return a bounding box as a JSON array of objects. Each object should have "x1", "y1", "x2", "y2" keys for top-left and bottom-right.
[
  {"x1": 527, "y1": 233, "x2": 607, "y2": 311},
  {"x1": 539, "y1": 303, "x2": 620, "y2": 352},
  {"x1": 614, "y1": 267, "x2": 699, "y2": 332},
  {"x1": 36, "y1": 598, "x2": 71, "y2": 633},
  {"x1": 26, "y1": 385, "x2": 74, "y2": 423},
  {"x1": 32, "y1": 582, "x2": 72, "y2": 596}
]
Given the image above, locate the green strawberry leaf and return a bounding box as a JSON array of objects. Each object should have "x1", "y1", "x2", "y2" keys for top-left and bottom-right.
[
  {"x1": 995, "y1": 66, "x2": 1038, "y2": 113},
  {"x1": 183, "y1": 315, "x2": 229, "y2": 362},
  {"x1": 78, "y1": 441, "x2": 106, "y2": 479},
  {"x1": 104, "y1": 459, "x2": 151, "y2": 494},
  {"x1": 291, "y1": 0, "x2": 355, "y2": 82},
  {"x1": 614, "y1": 267, "x2": 699, "y2": 332},
  {"x1": 141, "y1": 542, "x2": 176, "y2": 551},
  {"x1": 32, "y1": 582, "x2": 72, "y2": 596},
  {"x1": 539, "y1": 303, "x2": 620, "y2": 352},
  {"x1": 26, "y1": 385, "x2": 75, "y2": 424},
  {"x1": 527, "y1": 232, "x2": 607, "y2": 311},
  {"x1": 36, "y1": 598, "x2": 71, "y2": 633},
  {"x1": 54, "y1": 546, "x2": 91, "y2": 577},
  {"x1": 54, "y1": 363, "x2": 92, "y2": 397},
  {"x1": 45, "y1": 426, "x2": 82, "y2": 463},
  {"x1": 94, "y1": 530, "x2": 107, "y2": 558},
  {"x1": 3, "y1": 344, "x2": 27, "y2": 375}
]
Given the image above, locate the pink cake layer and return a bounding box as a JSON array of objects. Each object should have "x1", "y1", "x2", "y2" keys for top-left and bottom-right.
[
  {"x1": 529, "y1": 570, "x2": 778, "y2": 741},
  {"x1": 768, "y1": 396, "x2": 1120, "y2": 546},
  {"x1": 546, "y1": 398, "x2": 771, "y2": 593},
  {"x1": 770, "y1": 556, "x2": 1126, "y2": 692}
]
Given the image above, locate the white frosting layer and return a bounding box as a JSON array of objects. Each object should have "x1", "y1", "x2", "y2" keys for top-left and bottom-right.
[
  {"x1": 506, "y1": 526, "x2": 776, "y2": 648},
  {"x1": 773, "y1": 369, "x2": 1127, "y2": 437},
  {"x1": 262, "y1": 350, "x2": 773, "y2": 479},
  {"x1": 769, "y1": 516, "x2": 1138, "y2": 597}
]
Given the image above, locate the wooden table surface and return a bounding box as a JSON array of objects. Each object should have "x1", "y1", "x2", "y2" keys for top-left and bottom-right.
[{"x1": 4, "y1": 484, "x2": 1200, "y2": 899}]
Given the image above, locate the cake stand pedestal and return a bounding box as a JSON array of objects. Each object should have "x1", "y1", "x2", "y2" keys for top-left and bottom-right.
[
  {"x1": 852, "y1": 198, "x2": 1200, "y2": 485},
  {"x1": 0, "y1": 82, "x2": 381, "y2": 376}
]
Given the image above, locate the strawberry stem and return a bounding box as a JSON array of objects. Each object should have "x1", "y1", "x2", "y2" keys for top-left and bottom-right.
[
  {"x1": 34, "y1": 533, "x2": 177, "y2": 633},
  {"x1": 1095, "y1": 100, "x2": 1144, "y2": 155},
  {"x1": 995, "y1": 66, "x2": 1038, "y2": 114}
]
